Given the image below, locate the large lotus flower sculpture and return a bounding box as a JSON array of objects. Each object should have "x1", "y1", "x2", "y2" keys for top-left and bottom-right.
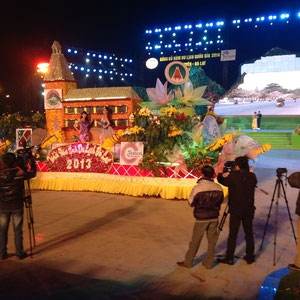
[
  {"x1": 170, "y1": 80, "x2": 213, "y2": 106},
  {"x1": 141, "y1": 78, "x2": 174, "y2": 108}
]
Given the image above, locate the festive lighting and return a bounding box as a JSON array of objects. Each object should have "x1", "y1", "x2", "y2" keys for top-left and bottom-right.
[
  {"x1": 280, "y1": 13, "x2": 290, "y2": 19},
  {"x1": 37, "y1": 62, "x2": 49, "y2": 73},
  {"x1": 146, "y1": 57, "x2": 159, "y2": 69}
]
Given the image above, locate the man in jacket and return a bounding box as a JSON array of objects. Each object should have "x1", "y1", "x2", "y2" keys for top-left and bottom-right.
[
  {"x1": 0, "y1": 152, "x2": 36, "y2": 260},
  {"x1": 177, "y1": 165, "x2": 224, "y2": 269},
  {"x1": 288, "y1": 171, "x2": 300, "y2": 271},
  {"x1": 217, "y1": 156, "x2": 257, "y2": 265}
]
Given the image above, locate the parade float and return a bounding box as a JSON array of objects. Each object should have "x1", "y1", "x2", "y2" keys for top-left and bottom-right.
[{"x1": 1, "y1": 42, "x2": 271, "y2": 200}]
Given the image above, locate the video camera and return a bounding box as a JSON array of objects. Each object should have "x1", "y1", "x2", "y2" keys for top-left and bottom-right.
[
  {"x1": 16, "y1": 141, "x2": 36, "y2": 172},
  {"x1": 276, "y1": 168, "x2": 287, "y2": 177},
  {"x1": 223, "y1": 161, "x2": 236, "y2": 173}
]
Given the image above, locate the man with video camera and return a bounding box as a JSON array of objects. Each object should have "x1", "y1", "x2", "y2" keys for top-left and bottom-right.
[
  {"x1": 288, "y1": 171, "x2": 300, "y2": 271},
  {"x1": 0, "y1": 152, "x2": 36, "y2": 260},
  {"x1": 217, "y1": 156, "x2": 257, "y2": 265}
]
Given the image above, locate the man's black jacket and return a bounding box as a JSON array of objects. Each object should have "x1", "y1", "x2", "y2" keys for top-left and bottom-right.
[
  {"x1": 0, "y1": 163, "x2": 36, "y2": 210},
  {"x1": 217, "y1": 170, "x2": 257, "y2": 218}
]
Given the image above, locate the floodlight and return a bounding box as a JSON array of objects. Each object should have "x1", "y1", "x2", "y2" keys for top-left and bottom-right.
[{"x1": 146, "y1": 57, "x2": 158, "y2": 69}]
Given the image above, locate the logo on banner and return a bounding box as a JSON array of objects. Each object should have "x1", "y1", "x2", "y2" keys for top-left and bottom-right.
[
  {"x1": 221, "y1": 49, "x2": 236, "y2": 61},
  {"x1": 46, "y1": 143, "x2": 113, "y2": 173},
  {"x1": 16, "y1": 128, "x2": 32, "y2": 149},
  {"x1": 120, "y1": 142, "x2": 144, "y2": 165},
  {"x1": 165, "y1": 61, "x2": 189, "y2": 85},
  {"x1": 44, "y1": 89, "x2": 63, "y2": 109}
]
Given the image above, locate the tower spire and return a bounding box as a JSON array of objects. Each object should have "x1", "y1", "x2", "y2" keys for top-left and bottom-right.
[{"x1": 44, "y1": 41, "x2": 75, "y2": 82}]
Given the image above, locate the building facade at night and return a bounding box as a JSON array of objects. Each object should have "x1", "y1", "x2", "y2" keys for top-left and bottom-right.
[{"x1": 44, "y1": 41, "x2": 141, "y2": 143}]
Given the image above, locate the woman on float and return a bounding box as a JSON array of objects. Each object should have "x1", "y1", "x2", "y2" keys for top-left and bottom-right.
[
  {"x1": 74, "y1": 111, "x2": 92, "y2": 142},
  {"x1": 95, "y1": 106, "x2": 115, "y2": 144}
]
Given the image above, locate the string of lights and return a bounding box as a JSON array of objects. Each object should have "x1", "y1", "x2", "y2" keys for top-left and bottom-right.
[
  {"x1": 144, "y1": 10, "x2": 300, "y2": 56},
  {"x1": 64, "y1": 46, "x2": 134, "y2": 83}
]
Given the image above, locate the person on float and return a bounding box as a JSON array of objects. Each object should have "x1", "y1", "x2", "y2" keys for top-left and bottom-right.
[
  {"x1": 252, "y1": 112, "x2": 258, "y2": 131},
  {"x1": 74, "y1": 111, "x2": 92, "y2": 142},
  {"x1": 95, "y1": 106, "x2": 115, "y2": 144}
]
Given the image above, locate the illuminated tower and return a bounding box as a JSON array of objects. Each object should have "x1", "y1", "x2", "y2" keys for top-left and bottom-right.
[{"x1": 43, "y1": 41, "x2": 77, "y2": 137}]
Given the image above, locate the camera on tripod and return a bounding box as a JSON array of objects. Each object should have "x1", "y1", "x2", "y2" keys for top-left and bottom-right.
[{"x1": 276, "y1": 168, "x2": 287, "y2": 177}]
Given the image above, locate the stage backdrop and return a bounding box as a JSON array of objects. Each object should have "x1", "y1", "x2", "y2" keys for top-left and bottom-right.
[{"x1": 215, "y1": 54, "x2": 300, "y2": 115}]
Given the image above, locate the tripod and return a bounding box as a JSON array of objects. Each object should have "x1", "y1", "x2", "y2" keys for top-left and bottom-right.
[
  {"x1": 24, "y1": 179, "x2": 36, "y2": 257},
  {"x1": 260, "y1": 173, "x2": 297, "y2": 266},
  {"x1": 217, "y1": 204, "x2": 229, "y2": 241}
]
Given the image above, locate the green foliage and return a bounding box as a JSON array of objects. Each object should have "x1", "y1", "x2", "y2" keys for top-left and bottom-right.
[
  {"x1": 183, "y1": 146, "x2": 219, "y2": 176},
  {"x1": 123, "y1": 107, "x2": 223, "y2": 176},
  {"x1": 138, "y1": 151, "x2": 168, "y2": 177},
  {"x1": 0, "y1": 112, "x2": 46, "y2": 143},
  {"x1": 132, "y1": 86, "x2": 150, "y2": 102}
]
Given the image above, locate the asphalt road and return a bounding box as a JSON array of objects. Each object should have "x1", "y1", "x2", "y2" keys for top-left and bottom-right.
[{"x1": 214, "y1": 99, "x2": 300, "y2": 116}]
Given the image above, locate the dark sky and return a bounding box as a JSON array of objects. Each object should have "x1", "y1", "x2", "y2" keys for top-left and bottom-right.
[{"x1": 0, "y1": 0, "x2": 299, "y2": 100}]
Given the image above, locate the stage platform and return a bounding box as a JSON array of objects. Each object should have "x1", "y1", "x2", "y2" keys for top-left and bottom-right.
[
  {"x1": 30, "y1": 171, "x2": 198, "y2": 200},
  {"x1": 31, "y1": 163, "x2": 227, "y2": 200}
]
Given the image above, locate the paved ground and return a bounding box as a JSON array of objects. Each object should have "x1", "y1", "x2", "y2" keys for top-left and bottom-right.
[{"x1": 0, "y1": 149, "x2": 300, "y2": 299}]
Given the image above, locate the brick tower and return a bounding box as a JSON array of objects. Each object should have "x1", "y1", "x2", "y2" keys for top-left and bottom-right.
[{"x1": 43, "y1": 41, "x2": 77, "y2": 138}]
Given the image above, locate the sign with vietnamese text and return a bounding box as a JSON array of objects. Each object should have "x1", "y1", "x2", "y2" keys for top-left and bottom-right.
[
  {"x1": 46, "y1": 143, "x2": 113, "y2": 173},
  {"x1": 221, "y1": 49, "x2": 236, "y2": 61},
  {"x1": 120, "y1": 142, "x2": 144, "y2": 165}
]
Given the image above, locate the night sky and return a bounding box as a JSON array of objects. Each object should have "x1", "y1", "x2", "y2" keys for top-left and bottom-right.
[{"x1": 0, "y1": 0, "x2": 300, "y2": 112}]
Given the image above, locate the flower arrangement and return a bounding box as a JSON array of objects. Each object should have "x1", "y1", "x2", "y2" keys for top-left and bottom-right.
[{"x1": 138, "y1": 150, "x2": 167, "y2": 177}]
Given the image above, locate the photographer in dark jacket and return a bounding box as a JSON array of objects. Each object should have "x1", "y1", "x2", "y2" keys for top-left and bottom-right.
[
  {"x1": 288, "y1": 171, "x2": 300, "y2": 271},
  {"x1": 177, "y1": 165, "x2": 224, "y2": 269},
  {"x1": 0, "y1": 152, "x2": 36, "y2": 260},
  {"x1": 217, "y1": 156, "x2": 257, "y2": 265}
]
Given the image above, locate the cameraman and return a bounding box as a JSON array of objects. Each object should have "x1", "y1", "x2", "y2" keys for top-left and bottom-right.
[
  {"x1": 217, "y1": 156, "x2": 257, "y2": 265},
  {"x1": 288, "y1": 171, "x2": 300, "y2": 271},
  {"x1": 177, "y1": 165, "x2": 224, "y2": 269},
  {"x1": 0, "y1": 152, "x2": 36, "y2": 260}
]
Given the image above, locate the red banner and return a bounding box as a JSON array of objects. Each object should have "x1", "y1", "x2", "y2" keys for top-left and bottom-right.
[{"x1": 46, "y1": 143, "x2": 113, "y2": 173}]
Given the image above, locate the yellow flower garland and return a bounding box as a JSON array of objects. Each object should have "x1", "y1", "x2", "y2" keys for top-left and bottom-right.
[{"x1": 205, "y1": 133, "x2": 233, "y2": 151}]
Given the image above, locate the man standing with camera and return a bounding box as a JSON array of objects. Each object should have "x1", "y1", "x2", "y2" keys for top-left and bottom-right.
[
  {"x1": 288, "y1": 171, "x2": 300, "y2": 271},
  {"x1": 217, "y1": 156, "x2": 257, "y2": 265},
  {"x1": 177, "y1": 165, "x2": 224, "y2": 269},
  {"x1": 0, "y1": 152, "x2": 36, "y2": 260}
]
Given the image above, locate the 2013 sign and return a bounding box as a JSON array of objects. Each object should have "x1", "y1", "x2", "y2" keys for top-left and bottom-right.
[{"x1": 46, "y1": 143, "x2": 113, "y2": 173}]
